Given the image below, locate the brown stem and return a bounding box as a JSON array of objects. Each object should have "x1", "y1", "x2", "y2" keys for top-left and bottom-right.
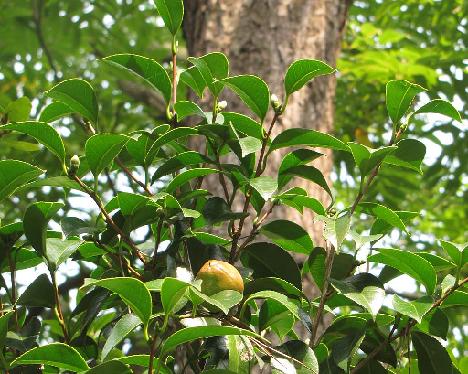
[
  {"x1": 71, "y1": 174, "x2": 146, "y2": 263},
  {"x1": 50, "y1": 270, "x2": 69, "y2": 343},
  {"x1": 309, "y1": 243, "x2": 335, "y2": 347},
  {"x1": 152, "y1": 218, "x2": 164, "y2": 269},
  {"x1": 115, "y1": 158, "x2": 153, "y2": 196}
]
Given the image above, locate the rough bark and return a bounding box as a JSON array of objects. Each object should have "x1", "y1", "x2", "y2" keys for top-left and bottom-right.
[{"x1": 183, "y1": 0, "x2": 349, "y2": 250}]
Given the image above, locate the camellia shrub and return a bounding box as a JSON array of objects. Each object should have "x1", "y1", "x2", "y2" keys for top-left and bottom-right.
[{"x1": 0, "y1": 1, "x2": 466, "y2": 373}]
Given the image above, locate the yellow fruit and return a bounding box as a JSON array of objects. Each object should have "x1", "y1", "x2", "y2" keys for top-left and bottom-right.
[{"x1": 196, "y1": 260, "x2": 244, "y2": 295}]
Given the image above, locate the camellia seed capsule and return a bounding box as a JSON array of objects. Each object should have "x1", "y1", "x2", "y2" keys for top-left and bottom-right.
[{"x1": 196, "y1": 260, "x2": 244, "y2": 295}]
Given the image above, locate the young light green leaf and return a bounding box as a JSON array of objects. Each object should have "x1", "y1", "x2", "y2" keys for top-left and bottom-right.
[
  {"x1": 315, "y1": 213, "x2": 351, "y2": 251},
  {"x1": 188, "y1": 52, "x2": 229, "y2": 96},
  {"x1": 1, "y1": 121, "x2": 66, "y2": 165},
  {"x1": 0, "y1": 160, "x2": 44, "y2": 201},
  {"x1": 87, "y1": 277, "x2": 152, "y2": 326},
  {"x1": 412, "y1": 331, "x2": 454, "y2": 374},
  {"x1": 358, "y1": 202, "x2": 408, "y2": 233},
  {"x1": 165, "y1": 168, "x2": 218, "y2": 193},
  {"x1": 189, "y1": 288, "x2": 242, "y2": 315},
  {"x1": 222, "y1": 112, "x2": 264, "y2": 140},
  {"x1": 415, "y1": 252, "x2": 456, "y2": 272},
  {"x1": 101, "y1": 314, "x2": 142, "y2": 360},
  {"x1": 260, "y1": 220, "x2": 313, "y2": 255},
  {"x1": 4, "y1": 96, "x2": 31, "y2": 122},
  {"x1": 174, "y1": 101, "x2": 206, "y2": 121},
  {"x1": 413, "y1": 99, "x2": 462, "y2": 123},
  {"x1": 383, "y1": 138, "x2": 426, "y2": 173},
  {"x1": 368, "y1": 248, "x2": 436, "y2": 294},
  {"x1": 85, "y1": 133, "x2": 130, "y2": 176},
  {"x1": 161, "y1": 278, "x2": 190, "y2": 315},
  {"x1": 23, "y1": 202, "x2": 64, "y2": 258},
  {"x1": 440, "y1": 240, "x2": 467, "y2": 267},
  {"x1": 392, "y1": 295, "x2": 432, "y2": 323},
  {"x1": 249, "y1": 176, "x2": 277, "y2": 200},
  {"x1": 239, "y1": 136, "x2": 262, "y2": 158},
  {"x1": 154, "y1": 0, "x2": 184, "y2": 35},
  {"x1": 161, "y1": 326, "x2": 259, "y2": 356},
  {"x1": 103, "y1": 54, "x2": 172, "y2": 104},
  {"x1": 347, "y1": 143, "x2": 397, "y2": 176},
  {"x1": 46, "y1": 78, "x2": 98, "y2": 124},
  {"x1": 222, "y1": 75, "x2": 270, "y2": 122},
  {"x1": 179, "y1": 66, "x2": 206, "y2": 98},
  {"x1": 11, "y1": 343, "x2": 89, "y2": 372},
  {"x1": 284, "y1": 59, "x2": 335, "y2": 96},
  {"x1": 45, "y1": 238, "x2": 82, "y2": 270},
  {"x1": 270, "y1": 128, "x2": 350, "y2": 153},
  {"x1": 386, "y1": 80, "x2": 426, "y2": 124},
  {"x1": 39, "y1": 102, "x2": 73, "y2": 123}
]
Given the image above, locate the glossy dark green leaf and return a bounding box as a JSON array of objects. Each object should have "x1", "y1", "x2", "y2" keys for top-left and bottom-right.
[
  {"x1": 0, "y1": 160, "x2": 44, "y2": 201},
  {"x1": 284, "y1": 59, "x2": 335, "y2": 97},
  {"x1": 348, "y1": 143, "x2": 397, "y2": 176},
  {"x1": 166, "y1": 168, "x2": 218, "y2": 193},
  {"x1": 358, "y1": 202, "x2": 408, "y2": 233},
  {"x1": 259, "y1": 299, "x2": 295, "y2": 338},
  {"x1": 419, "y1": 308, "x2": 449, "y2": 339},
  {"x1": 145, "y1": 127, "x2": 198, "y2": 165},
  {"x1": 368, "y1": 248, "x2": 436, "y2": 294},
  {"x1": 413, "y1": 99, "x2": 462, "y2": 123},
  {"x1": 260, "y1": 220, "x2": 313, "y2": 255},
  {"x1": 0, "y1": 311, "x2": 13, "y2": 349},
  {"x1": 283, "y1": 165, "x2": 332, "y2": 199},
  {"x1": 87, "y1": 277, "x2": 152, "y2": 326},
  {"x1": 85, "y1": 133, "x2": 130, "y2": 176},
  {"x1": 412, "y1": 331, "x2": 453, "y2": 374},
  {"x1": 23, "y1": 201, "x2": 64, "y2": 257},
  {"x1": 383, "y1": 138, "x2": 426, "y2": 173},
  {"x1": 0, "y1": 122, "x2": 66, "y2": 165},
  {"x1": 203, "y1": 197, "x2": 249, "y2": 225},
  {"x1": 161, "y1": 277, "x2": 190, "y2": 315},
  {"x1": 270, "y1": 128, "x2": 350, "y2": 153},
  {"x1": 101, "y1": 314, "x2": 141, "y2": 360},
  {"x1": 386, "y1": 80, "x2": 425, "y2": 124},
  {"x1": 222, "y1": 112, "x2": 264, "y2": 140},
  {"x1": 415, "y1": 252, "x2": 456, "y2": 272},
  {"x1": 103, "y1": 53, "x2": 172, "y2": 104},
  {"x1": 276, "y1": 190, "x2": 325, "y2": 215},
  {"x1": 189, "y1": 288, "x2": 242, "y2": 315},
  {"x1": 179, "y1": 66, "x2": 206, "y2": 98},
  {"x1": 39, "y1": 101, "x2": 73, "y2": 122},
  {"x1": 85, "y1": 360, "x2": 132, "y2": 374},
  {"x1": 18, "y1": 175, "x2": 84, "y2": 192},
  {"x1": 222, "y1": 75, "x2": 270, "y2": 122},
  {"x1": 161, "y1": 326, "x2": 258, "y2": 355},
  {"x1": 46, "y1": 78, "x2": 98, "y2": 124},
  {"x1": 241, "y1": 290, "x2": 300, "y2": 320},
  {"x1": 17, "y1": 274, "x2": 55, "y2": 308},
  {"x1": 174, "y1": 101, "x2": 205, "y2": 121},
  {"x1": 154, "y1": 0, "x2": 184, "y2": 35},
  {"x1": 188, "y1": 52, "x2": 229, "y2": 96},
  {"x1": 11, "y1": 343, "x2": 89, "y2": 372},
  {"x1": 243, "y1": 277, "x2": 303, "y2": 300},
  {"x1": 441, "y1": 291, "x2": 468, "y2": 308},
  {"x1": 278, "y1": 149, "x2": 323, "y2": 189},
  {"x1": 331, "y1": 273, "x2": 385, "y2": 316},
  {"x1": 240, "y1": 242, "x2": 302, "y2": 289},
  {"x1": 392, "y1": 295, "x2": 432, "y2": 323}
]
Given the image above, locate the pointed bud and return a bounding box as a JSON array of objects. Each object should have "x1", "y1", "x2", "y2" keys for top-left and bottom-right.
[
  {"x1": 270, "y1": 94, "x2": 282, "y2": 112},
  {"x1": 217, "y1": 100, "x2": 227, "y2": 111},
  {"x1": 68, "y1": 155, "x2": 80, "y2": 176}
]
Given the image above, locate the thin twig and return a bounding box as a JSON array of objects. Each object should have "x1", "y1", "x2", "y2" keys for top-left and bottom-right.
[
  {"x1": 115, "y1": 157, "x2": 153, "y2": 195},
  {"x1": 50, "y1": 270, "x2": 69, "y2": 343}
]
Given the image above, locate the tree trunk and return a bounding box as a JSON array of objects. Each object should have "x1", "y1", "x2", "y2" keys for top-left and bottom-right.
[{"x1": 183, "y1": 0, "x2": 349, "y2": 246}]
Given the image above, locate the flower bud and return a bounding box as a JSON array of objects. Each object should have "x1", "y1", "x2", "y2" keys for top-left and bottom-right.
[
  {"x1": 270, "y1": 94, "x2": 282, "y2": 112},
  {"x1": 217, "y1": 100, "x2": 227, "y2": 111},
  {"x1": 68, "y1": 155, "x2": 80, "y2": 176}
]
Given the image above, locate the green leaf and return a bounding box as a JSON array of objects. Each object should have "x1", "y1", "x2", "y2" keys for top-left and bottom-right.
[
  {"x1": 85, "y1": 360, "x2": 132, "y2": 374},
  {"x1": 117, "y1": 192, "x2": 151, "y2": 216},
  {"x1": 358, "y1": 202, "x2": 408, "y2": 233},
  {"x1": 274, "y1": 340, "x2": 319, "y2": 374},
  {"x1": 260, "y1": 220, "x2": 313, "y2": 255},
  {"x1": 87, "y1": 277, "x2": 152, "y2": 326},
  {"x1": 347, "y1": 143, "x2": 397, "y2": 176},
  {"x1": 45, "y1": 238, "x2": 82, "y2": 270},
  {"x1": 174, "y1": 101, "x2": 205, "y2": 121},
  {"x1": 103, "y1": 53, "x2": 172, "y2": 104},
  {"x1": 392, "y1": 295, "x2": 432, "y2": 323},
  {"x1": 145, "y1": 127, "x2": 199, "y2": 166},
  {"x1": 284, "y1": 59, "x2": 335, "y2": 97},
  {"x1": 241, "y1": 290, "x2": 300, "y2": 320},
  {"x1": 440, "y1": 240, "x2": 467, "y2": 267},
  {"x1": 250, "y1": 176, "x2": 277, "y2": 200},
  {"x1": 222, "y1": 112, "x2": 264, "y2": 140},
  {"x1": 0, "y1": 160, "x2": 44, "y2": 201},
  {"x1": 23, "y1": 202, "x2": 64, "y2": 258},
  {"x1": 239, "y1": 136, "x2": 262, "y2": 158},
  {"x1": 202, "y1": 197, "x2": 249, "y2": 224},
  {"x1": 441, "y1": 291, "x2": 468, "y2": 308},
  {"x1": 316, "y1": 213, "x2": 351, "y2": 251},
  {"x1": 188, "y1": 52, "x2": 229, "y2": 96},
  {"x1": 331, "y1": 273, "x2": 385, "y2": 317},
  {"x1": 278, "y1": 149, "x2": 322, "y2": 189},
  {"x1": 283, "y1": 165, "x2": 333, "y2": 199},
  {"x1": 386, "y1": 80, "x2": 426, "y2": 124},
  {"x1": 0, "y1": 312, "x2": 13, "y2": 349},
  {"x1": 241, "y1": 242, "x2": 302, "y2": 289},
  {"x1": 419, "y1": 308, "x2": 449, "y2": 340},
  {"x1": 11, "y1": 343, "x2": 89, "y2": 371},
  {"x1": 275, "y1": 191, "x2": 325, "y2": 216},
  {"x1": 16, "y1": 273, "x2": 54, "y2": 308},
  {"x1": 270, "y1": 128, "x2": 349, "y2": 153},
  {"x1": 413, "y1": 99, "x2": 462, "y2": 123},
  {"x1": 179, "y1": 66, "x2": 206, "y2": 98},
  {"x1": 222, "y1": 75, "x2": 270, "y2": 122},
  {"x1": 368, "y1": 248, "x2": 437, "y2": 294},
  {"x1": 154, "y1": 0, "x2": 184, "y2": 35},
  {"x1": 161, "y1": 278, "x2": 190, "y2": 315},
  {"x1": 117, "y1": 356, "x2": 169, "y2": 372},
  {"x1": 412, "y1": 331, "x2": 454, "y2": 374},
  {"x1": 189, "y1": 288, "x2": 242, "y2": 315},
  {"x1": 4, "y1": 96, "x2": 31, "y2": 122},
  {"x1": 415, "y1": 252, "x2": 456, "y2": 272},
  {"x1": 244, "y1": 277, "x2": 303, "y2": 300},
  {"x1": 46, "y1": 78, "x2": 98, "y2": 124},
  {"x1": 165, "y1": 168, "x2": 218, "y2": 193},
  {"x1": 39, "y1": 101, "x2": 73, "y2": 122},
  {"x1": 18, "y1": 176, "x2": 84, "y2": 192},
  {"x1": 259, "y1": 298, "x2": 295, "y2": 338},
  {"x1": 101, "y1": 314, "x2": 141, "y2": 360},
  {"x1": 1, "y1": 121, "x2": 66, "y2": 165},
  {"x1": 383, "y1": 138, "x2": 426, "y2": 173},
  {"x1": 161, "y1": 326, "x2": 258, "y2": 356},
  {"x1": 85, "y1": 133, "x2": 130, "y2": 176}
]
